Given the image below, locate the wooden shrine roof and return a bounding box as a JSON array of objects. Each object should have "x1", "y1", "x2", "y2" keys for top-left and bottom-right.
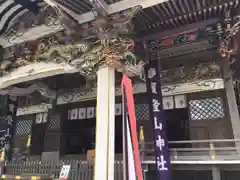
[
  {"x1": 0, "y1": 0, "x2": 238, "y2": 46},
  {"x1": 0, "y1": 0, "x2": 237, "y2": 97},
  {"x1": 133, "y1": 0, "x2": 238, "y2": 35},
  {"x1": 49, "y1": 0, "x2": 239, "y2": 34}
]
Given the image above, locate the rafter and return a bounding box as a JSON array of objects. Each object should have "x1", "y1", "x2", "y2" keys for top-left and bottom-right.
[
  {"x1": 60, "y1": 0, "x2": 170, "y2": 23},
  {"x1": 0, "y1": 0, "x2": 169, "y2": 47}
]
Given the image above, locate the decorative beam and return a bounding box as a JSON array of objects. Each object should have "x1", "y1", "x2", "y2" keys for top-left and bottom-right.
[
  {"x1": 0, "y1": 0, "x2": 169, "y2": 47},
  {"x1": 1, "y1": 24, "x2": 63, "y2": 48},
  {"x1": 136, "y1": 18, "x2": 220, "y2": 42}
]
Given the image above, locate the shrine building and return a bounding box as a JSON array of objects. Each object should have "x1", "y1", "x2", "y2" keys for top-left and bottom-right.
[{"x1": 0, "y1": 0, "x2": 239, "y2": 180}]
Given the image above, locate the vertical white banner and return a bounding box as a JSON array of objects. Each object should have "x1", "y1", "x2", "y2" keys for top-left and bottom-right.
[
  {"x1": 115, "y1": 103, "x2": 122, "y2": 116},
  {"x1": 36, "y1": 113, "x2": 43, "y2": 124},
  {"x1": 68, "y1": 110, "x2": 71, "y2": 120},
  {"x1": 174, "y1": 95, "x2": 187, "y2": 108},
  {"x1": 126, "y1": 117, "x2": 137, "y2": 180},
  {"x1": 163, "y1": 96, "x2": 174, "y2": 110},
  {"x1": 70, "y1": 108, "x2": 78, "y2": 120},
  {"x1": 78, "y1": 108, "x2": 86, "y2": 119},
  {"x1": 42, "y1": 113, "x2": 48, "y2": 123},
  {"x1": 87, "y1": 107, "x2": 95, "y2": 119}
]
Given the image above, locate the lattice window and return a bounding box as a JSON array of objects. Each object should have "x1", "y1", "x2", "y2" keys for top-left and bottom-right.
[
  {"x1": 135, "y1": 104, "x2": 149, "y2": 120},
  {"x1": 15, "y1": 120, "x2": 32, "y2": 135},
  {"x1": 189, "y1": 97, "x2": 225, "y2": 120},
  {"x1": 48, "y1": 114, "x2": 61, "y2": 130}
]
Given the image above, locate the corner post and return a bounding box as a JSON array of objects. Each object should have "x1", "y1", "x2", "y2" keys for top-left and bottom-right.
[{"x1": 221, "y1": 59, "x2": 240, "y2": 153}]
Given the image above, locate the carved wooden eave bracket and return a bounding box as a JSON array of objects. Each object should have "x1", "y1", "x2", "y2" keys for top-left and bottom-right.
[
  {"x1": 219, "y1": 10, "x2": 240, "y2": 62},
  {"x1": 0, "y1": 36, "x2": 145, "y2": 86},
  {"x1": 0, "y1": 3, "x2": 144, "y2": 97}
]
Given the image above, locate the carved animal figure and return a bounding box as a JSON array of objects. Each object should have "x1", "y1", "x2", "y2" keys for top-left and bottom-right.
[
  {"x1": 0, "y1": 82, "x2": 56, "y2": 99},
  {"x1": 35, "y1": 44, "x2": 81, "y2": 62}
]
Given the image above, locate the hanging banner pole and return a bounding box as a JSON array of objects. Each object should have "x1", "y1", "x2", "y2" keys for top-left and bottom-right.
[
  {"x1": 122, "y1": 74, "x2": 143, "y2": 180},
  {"x1": 139, "y1": 126, "x2": 147, "y2": 180},
  {"x1": 144, "y1": 48, "x2": 172, "y2": 180}
]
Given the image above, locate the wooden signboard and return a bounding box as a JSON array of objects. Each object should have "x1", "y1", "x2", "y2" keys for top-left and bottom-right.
[{"x1": 87, "y1": 149, "x2": 95, "y2": 167}]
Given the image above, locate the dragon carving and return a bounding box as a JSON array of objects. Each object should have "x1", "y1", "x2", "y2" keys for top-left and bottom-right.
[
  {"x1": 0, "y1": 37, "x2": 141, "y2": 77},
  {"x1": 0, "y1": 2, "x2": 143, "y2": 76},
  {"x1": 0, "y1": 1, "x2": 144, "y2": 100}
]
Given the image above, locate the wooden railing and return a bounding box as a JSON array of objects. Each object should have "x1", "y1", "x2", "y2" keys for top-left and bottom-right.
[
  {"x1": 2, "y1": 139, "x2": 240, "y2": 180},
  {"x1": 141, "y1": 139, "x2": 240, "y2": 161},
  {"x1": 5, "y1": 160, "x2": 123, "y2": 180}
]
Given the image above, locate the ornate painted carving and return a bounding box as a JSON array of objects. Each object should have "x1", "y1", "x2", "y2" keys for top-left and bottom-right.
[
  {"x1": 0, "y1": 4, "x2": 143, "y2": 78},
  {"x1": 1, "y1": 37, "x2": 143, "y2": 77},
  {"x1": 4, "y1": 4, "x2": 60, "y2": 44},
  {"x1": 78, "y1": 6, "x2": 141, "y2": 40},
  {"x1": 16, "y1": 103, "x2": 52, "y2": 116},
  {"x1": 0, "y1": 61, "x2": 78, "y2": 89},
  {"x1": 0, "y1": 3, "x2": 144, "y2": 100},
  {"x1": 56, "y1": 78, "x2": 225, "y2": 105},
  {"x1": 0, "y1": 82, "x2": 56, "y2": 99},
  {"x1": 161, "y1": 63, "x2": 221, "y2": 84},
  {"x1": 15, "y1": 78, "x2": 225, "y2": 115},
  {"x1": 218, "y1": 13, "x2": 240, "y2": 62}
]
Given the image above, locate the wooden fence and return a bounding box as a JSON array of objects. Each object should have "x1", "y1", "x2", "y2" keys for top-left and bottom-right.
[
  {"x1": 5, "y1": 160, "x2": 240, "y2": 180},
  {"x1": 5, "y1": 160, "x2": 123, "y2": 180}
]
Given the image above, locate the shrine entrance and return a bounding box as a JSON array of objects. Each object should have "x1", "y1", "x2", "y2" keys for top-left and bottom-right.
[
  {"x1": 59, "y1": 101, "x2": 124, "y2": 156},
  {"x1": 165, "y1": 108, "x2": 190, "y2": 148}
]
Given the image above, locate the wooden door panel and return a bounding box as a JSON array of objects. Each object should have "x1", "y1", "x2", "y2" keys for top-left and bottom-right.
[
  {"x1": 209, "y1": 124, "x2": 234, "y2": 147},
  {"x1": 190, "y1": 127, "x2": 209, "y2": 148}
]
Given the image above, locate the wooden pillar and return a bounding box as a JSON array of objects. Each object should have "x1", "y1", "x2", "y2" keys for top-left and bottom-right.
[
  {"x1": 221, "y1": 59, "x2": 240, "y2": 152},
  {"x1": 94, "y1": 67, "x2": 115, "y2": 180},
  {"x1": 212, "y1": 166, "x2": 221, "y2": 180}
]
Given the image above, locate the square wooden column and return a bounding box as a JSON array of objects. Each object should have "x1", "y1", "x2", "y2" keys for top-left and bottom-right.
[
  {"x1": 212, "y1": 166, "x2": 221, "y2": 180},
  {"x1": 94, "y1": 67, "x2": 115, "y2": 180},
  {"x1": 221, "y1": 60, "x2": 240, "y2": 153}
]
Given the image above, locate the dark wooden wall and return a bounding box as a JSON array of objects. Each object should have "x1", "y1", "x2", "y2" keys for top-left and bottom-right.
[
  {"x1": 10, "y1": 88, "x2": 235, "y2": 159},
  {"x1": 188, "y1": 90, "x2": 234, "y2": 147},
  {"x1": 12, "y1": 115, "x2": 34, "y2": 160}
]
